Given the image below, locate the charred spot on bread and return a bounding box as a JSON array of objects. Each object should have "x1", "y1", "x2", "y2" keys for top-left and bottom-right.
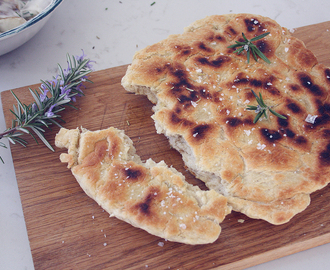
[
  {"x1": 191, "y1": 124, "x2": 211, "y2": 140},
  {"x1": 319, "y1": 143, "x2": 330, "y2": 166},
  {"x1": 226, "y1": 117, "x2": 242, "y2": 127},
  {"x1": 250, "y1": 79, "x2": 263, "y2": 88},
  {"x1": 277, "y1": 117, "x2": 289, "y2": 127},
  {"x1": 256, "y1": 39, "x2": 272, "y2": 57},
  {"x1": 286, "y1": 101, "x2": 301, "y2": 113},
  {"x1": 282, "y1": 128, "x2": 295, "y2": 138},
  {"x1": 215, "y1": 34, "x2": 224, "y2": 41},
  {"x1": 124, "y1": 167, "x2": 143, "y2": 180},
  {"x1": 170, "y1": 112, "x2": 194, "y2": 127},
  {"x1": 261, "y1": 128, "x2": 282, "y2": 142},
  {"x1": 197, "y1": 41, "x2": 214, "y2": 53},
  {"x1": 136, "y1": 187, "x2": 160, "y2": 215},
  {"x1": 243, "y1": 17, "x2": 267, "y2": 33},
  {"x1": 196, "y1": 55, "x2": 231, "y2": 68},
  {"x1": 289, "y1": 84, "x2": 302, "y2": 92},
  {"x1": 322, "y1": 129, "x2": 330, "y2": 138},
  {"x1": 325, "y1": 69, "x2": 330, "y2": 84},
  {"x1": 294, "y1": 135, "x2": 307, "y2": 145},
  {"x1": 297, "y1": 72, "x2": 324, "y2": 96}
]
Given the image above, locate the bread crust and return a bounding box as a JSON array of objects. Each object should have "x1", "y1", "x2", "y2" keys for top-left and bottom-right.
[
  {"x1": 121, "y1": 14, "x2": 330, "y2": 224},
  {"x1": 55, "y1": 127, "x2": 231, "y2": 244}
]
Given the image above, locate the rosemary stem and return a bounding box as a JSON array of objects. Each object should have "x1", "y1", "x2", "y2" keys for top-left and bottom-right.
[{"x1": 0, "y1": 127, "x2": 17, "y2": 139}]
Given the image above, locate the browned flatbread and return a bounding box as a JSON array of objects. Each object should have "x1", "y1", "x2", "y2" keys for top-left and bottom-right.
[
  {"x1": 121, "y1": 13, "x2": 330, "y2": 225},
  {"x1": 55, "y1": 127, "x2": 231, "y2": 244}
]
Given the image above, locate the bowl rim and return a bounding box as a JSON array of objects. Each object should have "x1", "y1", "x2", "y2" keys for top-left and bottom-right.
[{"x1": 0, "y1": 0, "x2": 63, "y2": 40}]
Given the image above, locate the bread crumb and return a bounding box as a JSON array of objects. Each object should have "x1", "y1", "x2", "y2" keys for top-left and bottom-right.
[
  {"x1": 158, "y1": 241, "x2": 164, "y2": 247},
  {"x1": 238, "y1": 219, "x2": 245, "y2": 223}
]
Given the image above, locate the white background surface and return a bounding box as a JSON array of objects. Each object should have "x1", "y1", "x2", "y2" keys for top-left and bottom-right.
[{"x1": 1, "y1": 0, "x2": 330, "y2": 269}]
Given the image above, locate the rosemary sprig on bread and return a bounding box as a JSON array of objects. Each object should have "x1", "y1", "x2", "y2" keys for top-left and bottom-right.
[
  {"x1": 247, "y1": 89, "x2": 287, "y2": 123},
  {"x1": 228, "y1": 32, "x2": 271, "y2": 64}
]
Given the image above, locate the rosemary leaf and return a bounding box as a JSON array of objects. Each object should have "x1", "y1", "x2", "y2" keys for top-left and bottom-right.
[
  {"x1": 25, "y1": 112, "x2": 41, "y2": 125},
  {"x1": 10, "y1": 91, "x2": 24, "y2": 111},
  {"x1": 253, "y1": 112, "x2": 263, "y2": 124},
  {"x1": 9, "y1": 109, "x2": 21, "y2": 124},
  {"x1": 16, "y1": 127, "x2": 30, "y2": 134},
  {"x1": 48, "y1": 118, "x2": 63, "y2": 128},
  {"x1": 29, "y1": 88, "x2": 42, "y2": 110},
  {"x1": 247, "y1": 105, "x2": 258, "y2": 110},
  {"x1": 250, "y1": 31, "x2": 271, "y2": 42},
  {"x1": 11, "y1": 137, "x2": 28, "y2": 147},
  {"x1": 251, "y1": 47, "x2": 258, "y2": 62},
  {"x1": 269, "y1": 108, "x2": 287, "y2": 119},
  {"x1": 247, "y1": 48, "x2": 251, "y2": 63},
  {"x1": 8, "y1": 137, "x2": 16, "y2": 144}
]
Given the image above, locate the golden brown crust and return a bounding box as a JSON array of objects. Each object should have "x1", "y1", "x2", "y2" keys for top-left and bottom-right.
[
  {"x1": 55, "y1": 127, "x2": 231, "y2": 244},
  {"x1": 121, "y1": 14, "x2": 330, "y2": 224}
]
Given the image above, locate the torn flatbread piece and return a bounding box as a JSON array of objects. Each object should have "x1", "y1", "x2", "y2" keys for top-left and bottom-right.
[
  {"x1": 121, "y1": 13, "x2": 330, "y2": 224},
  {"x1": 55, "y1": 127, "x2": 231, "y2": 244}
]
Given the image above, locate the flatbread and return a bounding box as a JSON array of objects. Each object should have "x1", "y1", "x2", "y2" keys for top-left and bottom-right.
[
  {"x1": 55, "y1": 127, "x2": 231, "y2": 244},
  {"x1": 121, "y1": 13, "x2": 330, "y2": 224}
]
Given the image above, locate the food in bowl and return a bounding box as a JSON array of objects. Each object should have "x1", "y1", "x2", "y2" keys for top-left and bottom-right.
[{"x1": 0, "y1": 0, "x2": 52, "y2": 33}]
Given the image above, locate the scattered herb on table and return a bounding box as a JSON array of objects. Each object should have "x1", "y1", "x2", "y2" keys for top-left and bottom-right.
[
  {"x1": 151, "y1": 2, "x2": 156, "y2": 6},
  {"x1": 227, "y1": 32, "x2": 271, "y2": 64},
  {"x1": 0, "y1": 51, "x2": 94, "y2": 163},
  {"x1": 246, "y1": 90, "x2": 287, "y2": 123}
]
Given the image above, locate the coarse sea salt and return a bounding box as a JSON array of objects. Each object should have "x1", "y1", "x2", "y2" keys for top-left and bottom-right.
[
  {"x1": 305, "y1": 114, "x2": 318, "y2": 124},
  {"x1": 179, "y1": 223, "x2": 187, "y2": 229},
  {"x1": 257, "y1": 143, "x2": 266, "y2": 150}
]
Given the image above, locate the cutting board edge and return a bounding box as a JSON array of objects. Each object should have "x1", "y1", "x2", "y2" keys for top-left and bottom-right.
[{"x1": 218, "y1": 232, "x2": 330, "y2": 270}]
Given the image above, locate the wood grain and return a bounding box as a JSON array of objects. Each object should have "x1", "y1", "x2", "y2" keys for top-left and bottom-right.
[{"x1": 2, "y1": 21, "x2": 330, "y2": 270}]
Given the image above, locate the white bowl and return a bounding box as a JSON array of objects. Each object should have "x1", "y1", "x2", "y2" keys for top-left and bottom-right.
[{"x1": 0, "y1": 0, "x2": 62, "y2": 56}]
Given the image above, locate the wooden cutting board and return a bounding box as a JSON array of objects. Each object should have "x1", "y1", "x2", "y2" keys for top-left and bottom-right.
[{"x1": 2, "y1": 21, "x2": 330, "y2": 270}]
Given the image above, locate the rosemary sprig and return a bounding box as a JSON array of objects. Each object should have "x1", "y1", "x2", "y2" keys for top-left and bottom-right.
[
  {"x1": 227, "y1": 32, "x2": 271, "y2": 64},
  {"x1": 246, "y1": 90, "x2": 287, "y2": 123},
  {"x1": 0, "y1": 51, "x2": 94, "y2": 163}
]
